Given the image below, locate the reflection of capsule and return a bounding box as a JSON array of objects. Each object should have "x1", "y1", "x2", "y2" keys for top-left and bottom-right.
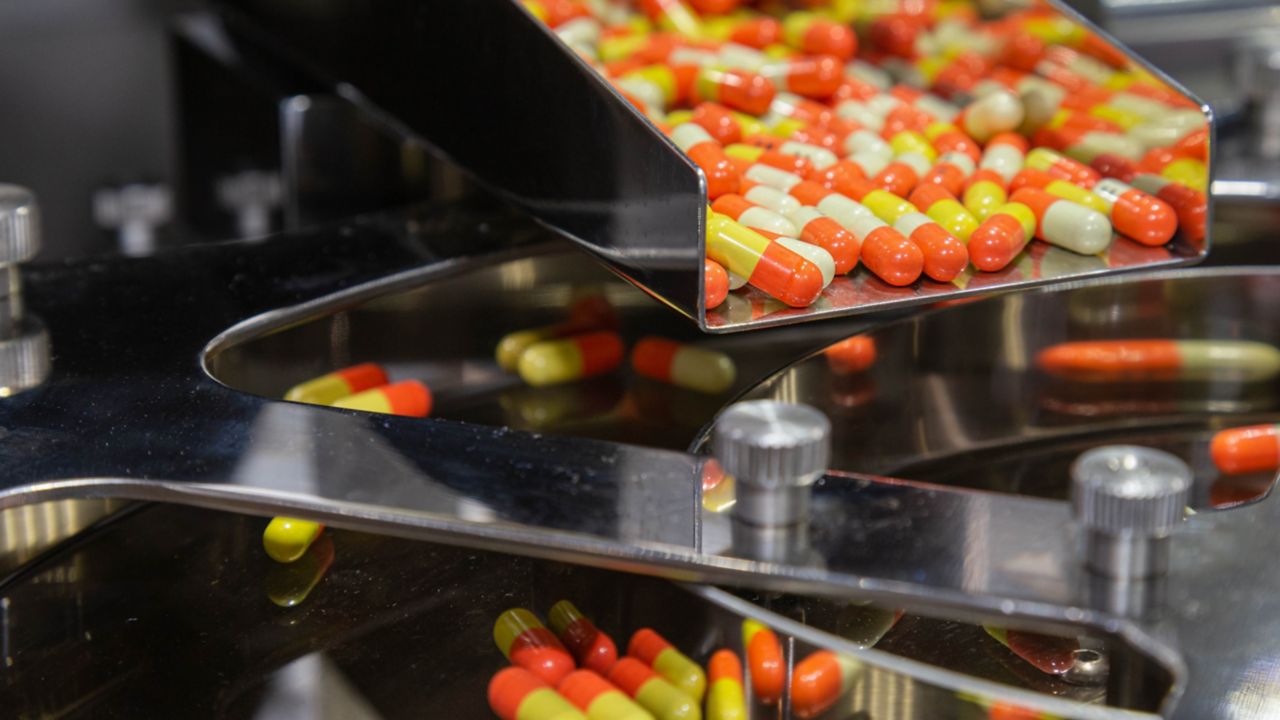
[
  {"x1": 984, "y1": 626, "x2": 1077, "y2": 675},
  {"x1": 558, "y1": 669, "x2": 652, "y2": 720},
  {"x1": 496, "y1": 296, "x2": 617, "y2": 372},
  {"x1": 489, "y1": 666, "x2": 587, "y2": 720},
  {"x1": 632, "y1": 337, "x2": 736, "y2": 394},
  {"x1": 705, "y1": 650, "x2": 746, "y2": 720},
  {"x1": 741, "y1": 620, "x2": 784, "y2": 704},
  {"x1": 1025, "y1": 147, "x2": 1100, "y2": 188},
  {"x1": 1211, "y1": 425, "x2": 1280, "y2": 475},
  {"x1": 283, "y1": 363, "x2": 388, "y2": 405},
  {"x1": 790, "y1": 651, "x2": 862, "y2": 719},
  {"x1": 629, "y1": 628, "x2": 707, "y2": 701},
  {"x1": 519, "y1": 332, "x2": 626, "y2": 387},
  {"x1": 608, "y1": 657, "x2": 700, "y2": 720},
  {"x1": 549, "y1": 600, "x2": 619, "y2": 676},
  {"x1": 263, "y1": 517, "x2": 323, "y2": 564},
  {"x1": 1037, "y1": 340, "x2": 1280, "y2": 382},
  {"x1": 330, "y1": 380, "x2": 433, "y2": 416},
  {"x1": 266, "y1": 533, "x2": 334, "y2": 608},
  {"x1": 495, "y1": 608, "x2": 577, "y2": 685}
]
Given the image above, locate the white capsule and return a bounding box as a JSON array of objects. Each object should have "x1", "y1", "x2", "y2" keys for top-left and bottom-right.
[
  {"x1": 813, "y1": 195, "x2": 878, "y2": 236},
  {"x1": 727, "y1": 270, "x2": 749, "y2": 290},
  {"x1": 718, "y1": 42, "x2": 767, "y2": 71},
  {"x1": 961, "y1": 90, "x2": 1024, "y2": 143},
  {"x1": 1127, "y1": 110, "x2": 1206, "y2": 150},
  {"x1": 848, "y1": 150, "x2": 890, "y2": 177},
  {"x1": 1040, "y1": 200, "x2": 1114, "y2": 255},
  {"x1": 745, "y1": 164, "x2": 803, "y2": 191},
  {"x1": 555, "y1": 17, "x2": 602, "y2": 47},
  {"x1": 842, "y1": 130, "x2": 892, "y2": 159},
  {"x1": 1108, "y1": 92, "x2": 1176, "y2": 119},
  {"x1": 743, "y1": 185, "x2": 801, "y2": 215},
  {"x1": 669, "y1": 46, "x2": 719, "y2": 67},
  {"x1": 670, "y1": 123, "x2": 714, "y2": 153},
  {"x1": 894, "y1": 152, "x2": 932, "y2": 177},
  {"x1": 738, "y1": 206, "x2": 798, "y2": 237},
  {"x1": 846, "y1": 60, "x2": 892, "y2": 90},
  {"x1": 835, "y1": 100, "x2": 884, "y2": 131},
  {"x1": 616, "y1": 77, "x2": 666, "y2": 113},
  {"x1": 915, "y1": 93, "x2": 960, "y2": 123},
  {"x1": 1064, "y1": 132, "x2": 1145, "y2": 163},
  {"x1": 866, "y1": 94, "x2": 903, "y2": 118},
  {"x1": 777, "y1": 238, "x2": 835, "y2": 288},
  {"x1": 937, "y1": 151, "x2": 976, "y2": 176},
  {"x1": 779, "y1": 141, "x2": 837, "y2": 170},
  {"x1": 980, "y1": 144, "x2": 1025, "y2": 184}
]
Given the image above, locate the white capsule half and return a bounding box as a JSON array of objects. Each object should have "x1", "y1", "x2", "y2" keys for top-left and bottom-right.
[
  {"x1": 1040, "y1": 200, "x2": 1113, "y2": 255},
  {"x1": 777, "y1": 238, "x2": 835, "y2": 288}
]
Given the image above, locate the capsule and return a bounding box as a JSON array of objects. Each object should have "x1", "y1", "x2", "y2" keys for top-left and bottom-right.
[
  {"x1": 737, "y1": 162, "x2": 804, "y2": 192},
  {"x1": 549, "y1": 601, "x2": 619, "y2": 676},
  {"x1": 1211, "y1": 425, "x2": 1280, "y2": 475},
  {"x1": 1131, "y1": 173, "x2": 1207, "y2": 243},
  {"x1": 331, "y1": 380, "x2": 433, "y2": 417},
  {"x1": 790, "y1": 651, "x2": 862, "y2": 720},
  {"x1": 894, "y1": 212, "x2": 968, "y2": 282},
  {"x1": 979, "y1": 132, "x2": 1027, "y2": 185},
  {"x1": 758, "y1": 55, "x2": 843, "y2": 99},
  {"x1": 519, "y1": 332, "x2": 625, "y2": 387},
  {"x1": 825, "y1": 335, "x2": 876, "y2": 374},
  {"x1": 558, "y1": 670, "x2": 653, "y2": 720},
  {"x1": 871, "y1": 153, "x2": 931, "y2": 197},
  {"x1": 983, "y1": 627, "x2": 1077, "y2": 676},
  {"x1": 711, "y1": 194, "x2": 796, "y2": 236},
  {"x1": 1025, "y1": 147, "x2": 1100, "y2": 188},
  {"x1": 705, "y1": 650, "x2": 746, "y2": 720},
  {"x1": 638, "y1": 0, "x2": 702, "y2": 36},
  {"x1": 490, "y1": 666, "x2": 588, "y2": 720},
  {"x1": 958, "y1": 90, "x2": 1024, "y2": 143},
  {"x1": 263, "y1": 517, "x2": 324, "y2": 564},
  {"x1": 704, "y1": 259, "x2": 729, "y2": 310},
  {"x1": 691, "y1": 102, "x2": 746, "y2": 145},
  {"x1": 671, "y1": 123, "x2": 739, "y2": 200},
  {"x1": 924, "y1": 122, "x2": 982, "y2": 164},
  {"x1": 739, "y1": 182, "x2": 801, "y2": 215},
  {"x1": 921, "y1": 152, "x2": 975, "y2": 196},
  {"x1": 968, "y1": 202, "x2": 1037, "y2": 272},
  {"x1": 283, "y1": 362, "x2": 389, "y2": 405},
  {"x1": 786, "y1": 207, "x2": 859, "y2": 274},
  {"x1": 629, "y1": 628, "x2": 707, "y2": 701},
  {"x1": 495, "y1": 608, "x2": 578, "y2": 685},
  {"x1": 962, "y1": 169, "x2": 1008, "y2": 221},
  {"x1": 1092, "y1": 178, "x2": 1178, "y2": 246},
  {"x1": 724, "y1": 144, "x2": 810, "y2": 176},
  {"x1": 782, "y1": 12, "x2": 856, "y2": 59},
  {"x1": 696, "y1": 66, "x2": 775, "y2": 116},
  {"x1": 632, "y1": 337, "x2": 735, "y2": 394},
  {"x1": 1091, "y1": 152, "x2": 1139, "y2": 183},
  {"x1": 265, "y1": 533, "x2": 334, "y2": 608},
  {"x1": 608, "y1": 658, "x2": 700, "y2": 720},
  {"x1": 791, "y1": 183, "x2": 922, "y2": 286},
  {"x1": 1040, "y1": 177, "x2": 1111, "y2": 215},
  {"x1": 705, "y1": 212, "x2": 823, "y2": 307},
  {"x1": 1009, "y1": 188, "x2": 1112, "y2": 255},
  {"x1": 908, "y1": 184, "x2": 979, "y2": 242},
  {"x1": 742, "y1": 619, "x2": 784, "y2": 704},
  {"x1": 1036, "y1": 340, "x2": 1280, "y2": 382}
]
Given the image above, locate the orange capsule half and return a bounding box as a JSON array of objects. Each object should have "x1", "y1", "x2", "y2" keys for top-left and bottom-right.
[{"x1": 1211, "y1": 424, "x2": 1280, "y2": 475}]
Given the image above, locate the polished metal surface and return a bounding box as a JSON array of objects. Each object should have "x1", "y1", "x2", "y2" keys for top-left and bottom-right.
[
  {"x1": 213, "y1": 0, "x2": 1212, "y2": 332},
  {"x1": 1072, "y1": 446, "x2": 1192, "y2": 579},
  {"x1": 715, "y1": 401, "x2": 830, "y2": 528},
  {"x1": 0, "y1": 184, "x2": 38, "y2": 266}
]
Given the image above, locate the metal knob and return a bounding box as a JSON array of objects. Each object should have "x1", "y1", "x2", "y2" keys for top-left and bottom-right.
[
  {"x1": 1072, "y1": 445, "x2": 1191, "y2": 580},
  {"x1": 0, "y1": 185, "x2": 40, "y2": 267},
  {"x1": 714, "y1": 400, "x2": 830, "y2": 527}
]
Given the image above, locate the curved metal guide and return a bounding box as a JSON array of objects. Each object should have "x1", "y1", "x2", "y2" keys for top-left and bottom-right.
[{"x1": 213, "y1": 0, "x2": 1213, "y2": 332}]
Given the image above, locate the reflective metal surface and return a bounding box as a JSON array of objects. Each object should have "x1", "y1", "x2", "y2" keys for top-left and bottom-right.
[{"x1": 212, "y1": 0, "x2": 1213, "y2": 332}]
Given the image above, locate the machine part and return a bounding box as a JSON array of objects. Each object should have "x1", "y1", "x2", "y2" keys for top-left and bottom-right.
[
  {"x1": 91, "y1": 182, "x2": 172, "y2": 257},
  {"x1": 714, "y1": 400, "x2": 830, "y2": 528},
  {"x1": 216, "y1": 169, "x2": 282, "y2": 238},
  {"x1": 215, "y1": 0, "x2": 1212, "y2": 332},
  {"x1": 1072, "y1": 445, "x2": 1192, "y2": 580},
  {"x1": 0, "y1": 184, "x2": 48, "y2": 395}
]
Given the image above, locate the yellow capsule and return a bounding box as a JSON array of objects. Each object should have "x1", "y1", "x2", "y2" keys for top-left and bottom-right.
[
  {"x1": 1089, "y1": 104, "x2": 1144, "y2": 130},
  {"x1": 263, "y1": 517, "x2": 324, "y2": 564},
  {"x1": 963, "y1": 178, "x2": 1007, "y2": 221},
  {"x1": 1163, "y1": 158, "x2": 1207, "y2": 192},
  {"x1": 598, "y1": 35, "x2": 648, "y2": 63},
  {"x1": 283, "y1": 363, "x2": 389, "y2": 405},
  {"x1": 521, "y1": 0, "x2": 549, "y2": 23},
  {"x1": 666, "y1": 109, "x2": 694, "y2": 127},
  {"x1": 768, "y1": 117, "x2": 806, "y2": 138},
  {"x1": 730, "y1": 111, "x2": 765, "y2": 138},
  {"x1": 860, "y1": 189, "x2": 916, "y2": 225},
  {"x1": 887, "y1": 131, "x2": 937, "y2": 162},
  {"x1": 1044, "y1": 180, "x2": 1109, "y2": 214},
  {"x1": 518, "y1": 332, "x2": 625, "y2": 387}
]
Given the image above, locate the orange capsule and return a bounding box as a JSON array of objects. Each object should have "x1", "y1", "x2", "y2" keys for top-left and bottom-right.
[
  {"x1": 1093, "y1": 178, "x2": 1178, "y2": 246},
  {"x1": 489, "y1": 666, "x2": 585, "y2": 720},
  {"x1": 1174, "y1": 126, "x2": 1208, "y2": 160},
  {"x1": 921, "y1": 152, "x2": 975, "y2": 196},
  {"x1": 1009, "y1": 187, "x2": 1113, "y2": 255},
  {"x1": 791, "y1": 651, "x2": 861, "y2": 719},
  {"x1": 788, "y1": 207, "x2": 859, "y2": 274},
  {"x1": 925, "y1": 123, "x2": 981, "y2": 164},
  {"x1": 706, "y1": 212, "x2": 824, "y2": 307},
  {"x1": 860, "y1": 223, "x2": 925, "y2": 286},
  {"x1": 1211, "y1": 424, "x2": 1280, "y2": 475},
  {"x1": 867, "y1": 13, "x2": 925, "y2": 58},
  {"x1": 825, "y1": 335, "x2": 877, "y2": 374},
  {"x1": 706, "y1": 649, "x2": 746, "y2": 720},
  {"x1": 894, "y1": 212, "x2": 968, "y2": 283},
  {"x1": 697, "y1": 67, "x2": 775, "y2": 116},
  {"x1": 727, "y1": 17, "x2": 782, "y2": 49},
  {"x1": 968, "y1": 202, "x2": 1036, "y2": 272},
  {"x1": 494, "y1": 608, "x2": 578, "y2": 685},
  {"x1": 548, "y1": 600, "x2": 618, "y2": 676},
  {"x1": 783, "y1": 13, "x2": 857, "y2": 60},
  {"x1": 1131, "y1": 173, "x2": 1207, "y2": 243},
  {"x1": 808, "y1": 159, "x2": 868, "y2": 199},
  {"x1": 557, "y1": 669, "x2": 650, "y2": 720},
  {"x1": 671, "y1": 123, "x2": 740, "y2": 200},
  {"x1": 691, "y1": 102, "x2": 744, "y2": 145},
  {"x1": 688, "y1": 0, "x2": 739, "y2": 13},
  {"x1": 762, "y1": 55, "x2": 843, "y2": 99},
  {"x1": 331, "y1": 380, "x2": 432, "y2": 416},
  {"x1": 872, "y1": 159, "x2": 923, "y2": 197},
  {"x1": 704, "y1": 258, "x2": 729, "y2": 310},
  {"x1": 742, "y1": 620, "x2": 784, "y2": 704}
]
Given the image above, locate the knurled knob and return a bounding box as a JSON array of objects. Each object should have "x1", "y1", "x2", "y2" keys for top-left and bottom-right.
[
  {"x1": 1072, "y1": 446, "x2": 1191, "y2": 537},
  {"x1": 0, "y1": 185, "x2": 40, "y2": 265},
  {"x1": 713, "y1": 400, "x2": 831, "y2": 489}
]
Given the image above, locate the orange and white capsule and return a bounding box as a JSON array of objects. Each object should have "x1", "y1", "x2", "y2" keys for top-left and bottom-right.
[
  {"x1": 923, "y1": 122, "x2": 981, "y2": 164},
  {"x1": 789, "y1": 182, "x2": 923, "y2": 286},
  {"x1": 1211, "y1": 425, "x2": 1280, "y2": 476},
  {"x1": 968, "y1": 202, "x2": 1037, "y2": 272},
  {"x1": 1009, "y1": 188, "x2": 1112, "y2": 255},
  {"x1": 518, "y1": 332, "x2": 625, "y2": 387},
  {"x1": 759, "y1": 55, "x2": 843, "y2": 98},
  {"x1": 739, "y1": 181, "x2": 801, "y2": 215},
  {"x1": 705, "y1": 212, "x2": 823, "y2": 307},
  {"x1": 742, "y1": 620, "x2": 784, "y2": 704},
  {"x1": 632, "y1": 337, "x2": 735, "y2": 394},
  {"x1": 696, "y1": 66, "x2": 775, "y2": 116},
  {"x1": 737, "y1": 163, "x2": 804, "y2": 193},
  {"x1": 489, "y1": 667, "x2": 587, "y2": 720},
  {"x1": 787, "y1": 207, "x2": 859, "y2": 274},
  {"x1": 893, "y1": 212, "x2": 969, "y2": 282},
  {"x1": 1092, "y1": 178, "x2": 1178, "y2": 246},
  {"x1": 979, "y1": 132, "x2": 1027, "y2": 185},
  {"x1": 790, "y1": 651, "x2": 862, "y2": 720},
  {"x1": 1131, "y1": 173, "x2": 1207, "y2": 243},
  {"x1": 548, "y1": 601, "x2": 619, "y2": 677},
  {"x1": 331, "y1": 380, "x2": 432, "y2": 417},
  {"x1": 871, "y1": 153, "x2": 931, "y2": 197},
  {"x1": 1025, "y1": 147, "x2": 1100, "y2": 188},
  {"x1": 629, "y1": 628, "x2": 707, "y2": 701},
  {"x1": 705, "y1": 650, "x2": 746, "y2": 720},
  {"x1": 284, "y1": 362, "x2": 388, "y2": 405},
  {"x1": 558, "y1": 670, "x2": 652, "y2": 720},
  {"x1": 711, "y1": 194, "x2": 797, "y2": 236},
  {"x1": 671, "y1": 123, "x2": 739, "y2": 200},
  {"x1": 724, "y1": 144, "x2": 811, "y2": 176},
  {"x1": 921, "y1": 152, "x2": 975, "y2": 196},
  {"x1": 607, "y1": 658, "x2": 699, "y2": 720},
  {"x1": 958, "y1": 90, "x2": 1024, "y2": 143},
  {"x1": 495, "y1": 608, "x2": 578, "y2": 685},
  {"x1": 1037, "y1": 340, "x2": 1280, "y2": 383}
]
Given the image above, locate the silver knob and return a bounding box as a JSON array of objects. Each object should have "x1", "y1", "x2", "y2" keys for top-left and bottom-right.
[
  {"x1": 1072, "y1": 445, "x2": 1191, "y2": 580},
  {"x1": 714, "y1": 400, "x2": 830, "y2": 527},
  {"x1": 0, "y1": 185, "x2": 40, "y2": 267}
]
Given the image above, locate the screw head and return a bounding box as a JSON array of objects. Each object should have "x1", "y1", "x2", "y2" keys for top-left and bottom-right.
[
  {"x1": 1072, "y1": 445, "x2": 1191, "y2": 538},
  {"x1": 0, "y1": 185, "x2": 40, "y2": 265},
  {"x1": 713, "y1": 400, "x2": 830, "y2": 489}
]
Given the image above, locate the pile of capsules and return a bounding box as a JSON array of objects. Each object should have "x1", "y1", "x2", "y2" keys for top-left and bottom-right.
[
  {"x1": 526, "y1": 0, "x2": 1209, "y2": 310},
  {"x1": 489, "y1": 602, "x2": 863, "y2": 719},
  {"x1": 496, "y1": 294, "x2": 736, "y2": 392}
]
